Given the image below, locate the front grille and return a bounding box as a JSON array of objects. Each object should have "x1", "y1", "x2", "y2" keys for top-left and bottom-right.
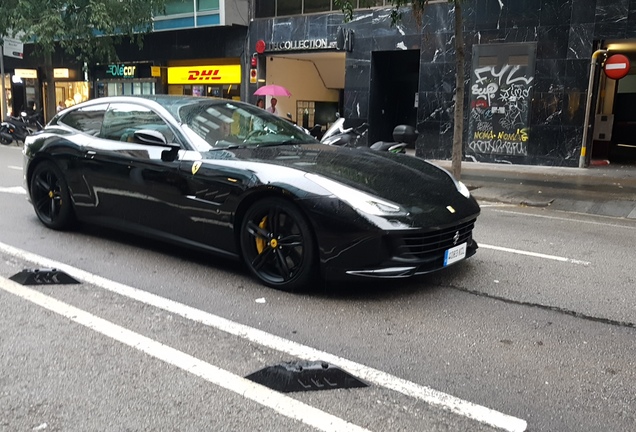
[{"x1": 395, "y1": 218, "x2": 476, "y2": 259}]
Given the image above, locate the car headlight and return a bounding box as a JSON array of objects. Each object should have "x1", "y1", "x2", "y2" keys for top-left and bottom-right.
[
  {"x1": 305, "y1": 173, "x2": 408, "y2": 216},
  {"x1": 456, "y1": 180, "x2": 471, "y2": 198}
]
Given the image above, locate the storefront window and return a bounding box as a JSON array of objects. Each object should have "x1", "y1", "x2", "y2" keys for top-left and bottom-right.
[
  {"x1": 56, "y1": 82, "x2": 90, "y2": 109},
  {"x1": 106, "y1": 82, "x2": 155, "y2": 96},
  {"x1": 278, "y1": 0, "x2": 302, "y2": 16},
  {"x1": 197, "y1": 0, "x2": 219, "y2": 11},
  {"x1": 304, "y1": 0, "x2": 331, "y2": 13}
]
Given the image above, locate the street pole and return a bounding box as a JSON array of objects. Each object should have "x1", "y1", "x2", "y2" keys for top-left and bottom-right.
[
  {"x1": 0, "y1": 41, "x2": 6, "y2": 120},
  {"x1": 580, "y1": 49, "x2": 607, "y2": 168}
]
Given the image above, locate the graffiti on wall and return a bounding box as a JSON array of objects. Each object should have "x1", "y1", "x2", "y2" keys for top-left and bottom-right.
[{"x1": 468, "y1": 64, "x2": 534, "y2": 157}]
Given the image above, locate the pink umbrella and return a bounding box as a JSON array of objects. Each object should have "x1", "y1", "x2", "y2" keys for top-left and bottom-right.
[{"x1": 253, "y1": 84, "x2": 292, "y2": 97}]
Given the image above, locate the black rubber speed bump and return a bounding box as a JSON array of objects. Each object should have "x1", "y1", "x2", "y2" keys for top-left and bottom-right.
[
  {"x1": 10, "y1": 268, "x2": 80, "y2": 286},
  {"x1": 245, "y1": 360, "x2": 368, "y2": 393}
]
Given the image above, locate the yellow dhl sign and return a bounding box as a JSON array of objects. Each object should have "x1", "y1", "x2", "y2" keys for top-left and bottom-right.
[{"x1": 168, "y1": 65, "x2": 241, "y2": 85}]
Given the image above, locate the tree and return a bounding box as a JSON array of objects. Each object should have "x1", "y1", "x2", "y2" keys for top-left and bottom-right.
[
  {"x1": 336, "y1": 0, "x2": 465, "y2": 179},
  {"x1": 4, "y1": 0, "x2": 166, "y2": 122}
]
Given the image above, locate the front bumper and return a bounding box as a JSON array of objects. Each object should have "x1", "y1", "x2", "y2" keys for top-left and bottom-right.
[{"x1": 320, "y1": 217, "x2": 479, "y2": 281}]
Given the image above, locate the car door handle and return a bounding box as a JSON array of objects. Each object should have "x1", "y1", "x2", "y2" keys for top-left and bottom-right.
[{"x1": 85, "y1": 150, "x2": 96, "y2": 159}]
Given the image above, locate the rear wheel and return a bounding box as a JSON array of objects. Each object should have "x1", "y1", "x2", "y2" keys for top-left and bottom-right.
[
  {"x1": 30, "y1": 161, "x2": 76, "y2": 230},
  {"x1": 240, "y1": 198, "x2": 317, "y2": 291}
]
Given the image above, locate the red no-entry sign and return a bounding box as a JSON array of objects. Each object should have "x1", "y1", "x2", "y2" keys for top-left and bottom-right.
[{"x1": 604, "y1": 54, "x2": 631, "y2": 80}]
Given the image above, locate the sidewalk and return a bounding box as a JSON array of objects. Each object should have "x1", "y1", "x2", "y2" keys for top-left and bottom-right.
[{"x1": 428, "y1": 159, "x2": 636, "y2": 219}]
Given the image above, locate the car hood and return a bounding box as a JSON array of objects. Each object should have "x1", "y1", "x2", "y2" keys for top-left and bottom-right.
[{"x1": 208, "y1": 144, "x2": 478, "y2": 219}]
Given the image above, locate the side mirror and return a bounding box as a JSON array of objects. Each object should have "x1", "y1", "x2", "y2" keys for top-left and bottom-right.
[
  {"x1": 132, "y1": 129, "x2": 180, "y2": 162},
  {"x1": 133, "y1": 129, "x2": 169, "y2": 146}
]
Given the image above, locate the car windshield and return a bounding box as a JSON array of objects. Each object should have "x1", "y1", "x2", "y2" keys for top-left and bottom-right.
[{"x1": 176, "y1": 100, "x2": 318, "y2": 151}]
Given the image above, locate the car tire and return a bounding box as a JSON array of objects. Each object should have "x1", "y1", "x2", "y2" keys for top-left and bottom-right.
[
  {"x1": 30, "y1": 161, "x2": 76, "y2": 230},
  {"x1": 240, "y1": 197, "x2": 317, "y2": 291}
]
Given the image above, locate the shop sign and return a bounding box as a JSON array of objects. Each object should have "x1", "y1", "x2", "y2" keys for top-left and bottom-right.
[
  {"x1": 268, "y1": 38, "x2": 336, "y2": 52},
  {"x1": 168, "y1": 65, "x2": 241, "y2": 85},
  {"x1": 107, "y1": 64, "x2": 138, "y2": 79},
  {"x1": 93, "y1": 63, "x2": 153, "y2": 80},
  {"x1": 54, "y1": 68, "x2": 70, "y2": 79},
  {"x1": 14, "y1": 68, "x2": 37, "y2": 79}
]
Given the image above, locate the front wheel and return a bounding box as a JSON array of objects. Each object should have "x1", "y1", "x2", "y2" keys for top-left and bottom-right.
[
  {"x1": 240, "y1": 198, "x2": 317, "y2": 291},
  {"x1": 0, "y1": 128, "x2": 13, "y2": 145},
  {"x1": 30, "y1": 161, "x2": 76, "y2": 230}
]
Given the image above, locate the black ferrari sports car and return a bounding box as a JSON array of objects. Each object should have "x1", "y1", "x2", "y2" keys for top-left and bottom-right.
[{"x1": 23, "y1": 95, "x2": 480, "y2": 291}]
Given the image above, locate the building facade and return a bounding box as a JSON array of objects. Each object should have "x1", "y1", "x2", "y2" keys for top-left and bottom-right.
[
  {"x1": 248, "y1": 0, "x2": 636, "y2": 167},
  {"x1": 2, "y1": 0, "x2": 248, "y2": 120}
]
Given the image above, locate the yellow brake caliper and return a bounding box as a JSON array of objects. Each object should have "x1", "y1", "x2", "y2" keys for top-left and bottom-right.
[{"x1": 256, "y1": 216, "x2": 268, "y2": 254}]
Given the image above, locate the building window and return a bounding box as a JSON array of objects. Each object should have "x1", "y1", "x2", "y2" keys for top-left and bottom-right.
[
  {"x1": 304, "y1": 0, "x2": 331, "y2": 14},
  {"x1": 161, "y1": 0, "x2": 194, "y2": 15},
  {"x1": 277, "y1": 0, "x2": 302, "y2": 16},
  {"x1": 253, "y1": 0, "x2": 396, "y2": 18},
  {"x1": 198, "y1": 0, "x2": 219, "y2": 11}
]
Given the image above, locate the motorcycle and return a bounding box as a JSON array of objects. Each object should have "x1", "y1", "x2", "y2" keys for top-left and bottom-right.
[
  {"x1": 321, "y1": 117, "x2": 417, "y2": 154},
  {"x1": 368, "y1": 124, "x2": 418, "y2": 154},
  {"x1": 0, "y1": 111, "x2": 44, "y2": 145},
  {"x1": 321, "y1": 117, "x2": 369, "y2": 148}
]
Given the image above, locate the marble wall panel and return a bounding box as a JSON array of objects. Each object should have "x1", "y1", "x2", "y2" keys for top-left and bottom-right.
[
  {"x1": 344, "y1": 62, "x2": 371, "y2": 90},
  {"x1": 534, "y1": 59, "x2": 567, "y2": 92},
  {"x1": 472, "y1": 0, "x2": 506, "y2": 31},
  {"x1": 595, "y1": 0, "x2": 629, "y2": 22},
  {"x1": 564, "y1": 60, "x2": 590, "y2": 91},
  {"x1": 539, "y1": 0, "x2": 573, "y2": 26},
  {"x1": 567, "y1": 24, "x2": 596, "y2": 60},
  {"x1": 502, "y1": 0, "x2": 541, "y2": 28},
  {"x1": 343, "y1": 90, "x2": 369, "y2": 120},
  {"x1": 537, "y1": 26, "x2": 570, "y2": 59},
  {"x1": 419, "y1": 63, "x2": 455, "y2": 93},
  {"x1": 571, "y1": 0, "x2": 597, "y2": 24}
]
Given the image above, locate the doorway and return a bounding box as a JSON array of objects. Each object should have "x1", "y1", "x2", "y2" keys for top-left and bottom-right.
[{"x1": 368, "y1": 50, "x2": 420, "y2": 144}]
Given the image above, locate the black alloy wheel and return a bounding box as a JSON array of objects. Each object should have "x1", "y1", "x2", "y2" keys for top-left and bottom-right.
[
  {"x1": 30, "y1": 161, "x2": 76, "y2": 230},
  {"x1": 240, "y1": 198, "x2": 316, "y2": 291}
]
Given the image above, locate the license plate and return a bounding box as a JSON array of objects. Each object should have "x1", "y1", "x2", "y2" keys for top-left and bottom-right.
[{"x1": 444, "y1": 242, "x2": 467, "y2": 266}]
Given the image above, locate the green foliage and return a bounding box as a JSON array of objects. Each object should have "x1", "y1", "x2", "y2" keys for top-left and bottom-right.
[{"x1": 3, "y1": 0, "x2": 167, "y2": 63}]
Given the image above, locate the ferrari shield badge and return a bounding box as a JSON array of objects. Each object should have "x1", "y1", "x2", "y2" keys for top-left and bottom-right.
[{"x1": 192, "y1": 161, "x2": 202, "y2": 175}]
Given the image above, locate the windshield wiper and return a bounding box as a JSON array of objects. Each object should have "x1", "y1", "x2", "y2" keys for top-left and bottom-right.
[{"x1": 257, "y1": 139, "x2": 311, "y2": 147}]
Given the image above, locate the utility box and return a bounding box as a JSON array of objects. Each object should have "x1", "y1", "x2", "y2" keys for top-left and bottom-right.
[{"x1": 593, "y1": 114, "x2": 614, "y2": 141}]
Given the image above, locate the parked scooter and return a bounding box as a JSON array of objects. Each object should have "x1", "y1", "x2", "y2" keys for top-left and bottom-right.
[
  {"x1": 321, "y1": 117, "x2": 416, "y2": 154},
  {"x1": 1, "y1": 111, "x2": 44, "y2": 145},
  {"x1": 321, "y1": 117, "x2": 369, "y2": 148},
  {"x1": 369, "y1": 124, "x2": 418, "y2": 154}
]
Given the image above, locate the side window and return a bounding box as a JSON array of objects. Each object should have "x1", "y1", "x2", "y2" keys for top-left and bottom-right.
[
  {"x1": 58, "y1": 104, "x2": 108, "y2": 135},
  {"x1": 100, "y1": 103, "x2": 176, "y2": 144}
]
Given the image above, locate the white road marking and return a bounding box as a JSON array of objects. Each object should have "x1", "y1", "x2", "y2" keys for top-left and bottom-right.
[
  {"x1": 0, "y1": 278, "x2": 370, "y2": 432},
  {"x1": 0, "y1": 186, "x2": 26, "y2": 194},
  {"x1": 480, "y1": 243, "x2": 590, "y2": 266},
  {"x1": 491, "y1": 208, "x2": 636, "y2": 230},
  {"x1": 8, "y1": 165, "x2": 22, "y2": 170},
  {"x1": 0, "y1": 241, "x2": 527, "y2": 432}
]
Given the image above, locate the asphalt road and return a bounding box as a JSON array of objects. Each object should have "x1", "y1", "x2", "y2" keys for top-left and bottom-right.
[{"x1": 1, "y1": 144, "x2": 635, "y2": 432}]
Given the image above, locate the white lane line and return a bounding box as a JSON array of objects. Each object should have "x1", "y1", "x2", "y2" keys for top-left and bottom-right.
[
  {"x1": 0, "y1": 241, "x2": 527, "y2": 432},
  {"x1": 480, "y1": 243, "x2": 590, "y2": 266},
  {"x1": 0, "y1": 186, "x2": 26, "y2": 194},
  {"x1": 491, "y1": 209, "x2": 636, "y2": 230},
  {"x1": 0, "y1": 277, "x2": 370, "y2": 432}
]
